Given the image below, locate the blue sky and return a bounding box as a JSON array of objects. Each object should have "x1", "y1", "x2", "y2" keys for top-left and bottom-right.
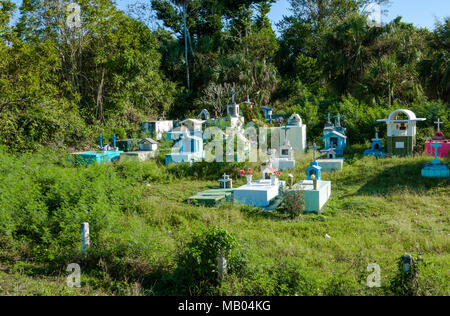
[
  {"x1": 118, "y1": 0, "x2": 449, "y2": 30},
  {"x1": 9, "y1": 0, "x2": 450, "y2": 31}
]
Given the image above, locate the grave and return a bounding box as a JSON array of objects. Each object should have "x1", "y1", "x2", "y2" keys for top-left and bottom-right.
[
  {"x1": 199, "y1": 109, "x2": 210, "y2": 121},
  {"x1": 122, "y1": 137, "x2": 158, "y2": 162},
  {"x1": 307, "y1": 143, "x2": 322, "y2": 180},
  {"x1": 421, "y1": 141, "x2": 450, "y2": 178},
  {"x1": 317, "y1": 146, "x2": 344, "y2": 171},
  {"x1": 272, "y1": 126, "x2": 296, "y2": 170},
  {"x1": 291, "y1": 178, "x2": 331, "y2": 214},
  {"x1": 233, "y1": 155, "x2": 285, "y2": 208},
  {"x1": 165, "y1": 132, "x2": 204, "y2": 165},
  {"x1": 227, "y1": 90, "x2": 245, "y2": 129},
  {"x1": 218, "y1": 173, "x2": 233, "y2": 189},
  {"x1": 322, "y1": 113, "x2": 347, "y2": 156},
  {"x1": 141, "y1": 120, "x2": 174, "y2": 140},
  {"x1": 364, "y1": 132, "x2": 386, "y2": 157},
  {"x1": 268, "y1": 113, "x2": 307, "y2": 154},
  {"x1": 188, "y1": 188, "x2": 234, "y2": 206},
  {"x1": 260, "y1": 106, "x2": 273, "y2": 120},
  {"x1": 424, "y1": 118, "x2": 450, "y2": 158},
  {"x1": 377, "y1": 109, "x2": 426, "y2": 156},
  {"x1": 72, "y1": 134, "x2": 123, "y2": 165},
  {"x1": 188, "y1": 175, "x2": 234, "y2": 206}
]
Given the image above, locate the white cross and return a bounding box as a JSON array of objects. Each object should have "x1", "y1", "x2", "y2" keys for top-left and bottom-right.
[{"x1": 434, "y1": 118, "x2": 444, "y2": 132}]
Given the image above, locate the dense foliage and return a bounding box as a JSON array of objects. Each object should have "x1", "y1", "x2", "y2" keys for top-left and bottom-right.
[{"x1": 0, "y1": 0, "x2": 448, "y2": 152}]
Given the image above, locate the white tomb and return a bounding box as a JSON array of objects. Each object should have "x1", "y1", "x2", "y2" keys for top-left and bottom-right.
[
  {"x1": 122, "y1": 151, "x2": 156, "y2": 162},
  {"x1": 292, "y1": 180, "x2": 331, "y2": 213},
  {"x1": 317, "y1": 147, "x2": 344, "y2": 171},
  {"x1": 272, "y1": 138, "x2": 296, "y2": 171},
  {"x1": 142, "y1": 120, "x2": 173, "y2": 140},
  {"x1": 234, "y1": 156, "x2": 285, "y2": 208},
  {"x1": 268, "y1": 114, "x2": 307, "y2": 154},
  {"x1": 233, "y1": 180, "x2": 284, "y2": 208}
]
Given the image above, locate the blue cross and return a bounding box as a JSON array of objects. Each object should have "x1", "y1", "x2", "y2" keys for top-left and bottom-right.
[
  {"x1": 110, "y1": 134, "x2": 119, "y2": 148},
  {"x1": 97, "y1": 134, "x2": 105, "y2": 148},
  {"x1": 431, "y1": 140, "x2": 442, "y2": 160}
]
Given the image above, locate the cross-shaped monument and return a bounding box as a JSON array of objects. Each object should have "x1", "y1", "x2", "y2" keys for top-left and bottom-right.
[
  {"x1": 110, "y1": 134, "x2": 119, "y2": 149},
  {"x1": 97, "y1": 134, "x2": 105, "y2": 149},
  {"x1": 282, "y1": 124, "x2": 289, "y2": 139},
  {"x1": 230, "y1": 89, "x2": 236, "y2": 104},
  {"x1": 372, "y1": 132, "x2": 382, "y2": 142},
  {"x1": 334, "y1": 113, "x2": 343, "y2": 127},
  {"x1": 434, "y1": 118, "x2": 444, "y2": 132},
  {"x1": 309, "y1": 143, "x2": 321, "y2": 161},
  {"x1": 431, "y1": 140, "x2": 442, "y2": 162},
  {"x1": 325, "y1": 113, "x2": 332, "y2": 124}
]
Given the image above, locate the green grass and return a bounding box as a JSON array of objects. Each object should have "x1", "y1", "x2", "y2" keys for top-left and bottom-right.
[{"x1": 0, "y1": 147, "x2": 448, "y2": 296}]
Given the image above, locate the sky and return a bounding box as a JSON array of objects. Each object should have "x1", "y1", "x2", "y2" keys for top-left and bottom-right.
[
  {"x1": 118, "y1": 0, "x2": 449, "y2": 31},
  {"x1": 9, "y1": 0, "x2": 450, "y2": 31}
]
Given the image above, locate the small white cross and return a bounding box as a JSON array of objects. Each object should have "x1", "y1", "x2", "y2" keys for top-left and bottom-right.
[{"x1": 434, "y1": 118, "x2": 444, "y2": 132}]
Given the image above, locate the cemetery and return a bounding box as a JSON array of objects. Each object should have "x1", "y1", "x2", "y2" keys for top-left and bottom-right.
[{"x1": 1, "y1": 0, "x2": 449, "y2": 297}]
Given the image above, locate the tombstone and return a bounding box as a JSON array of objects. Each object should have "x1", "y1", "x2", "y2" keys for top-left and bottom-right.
[
  {"x1": 121, "y1": 138, "x2": 158, "y2": 162},
  {"x1": 291, "y1": 179, "x2": 331, "y2": 214},
  {"x1": 181, "y1": 119, "x2": 204, "y2": 134},
  {"x1": 269, "y1": 114, "x2": 307, "y2": 154},
  {"x1": 233, "y1": 153, "x2": 286, "y2": 208},
  {"x1": 377, "y1": 109, "x2": 426, "y2": 156},
  {"x1": 138, "y1": 138, "x2": 158, "y2": 151},
  {"x1": 199, "y1": 109, "x2": 210, "y2": 121},
  {"x1": 287, "y1": 113, "x2": 302, "y2": 127},
  {"x1": 233, "y1": 172, "x2": 285, "y2": 208},
  {"x1": 424, "y1": 118, "x2": 449, "y2": 158},
  {"x1": 421, "y1": 141, "x2": 450, "y2": 178},
  {"x1": 307, "y1": 161, "x2": 322, "y2": 181},
  {"x1": 307, "y1": 143, "x2": 322, "y2": 180},
  {"x1": 322, "y1": 113, "x2": 347, "y2": 156},
  {"x1": 364, "y1": 132, "x2": 386, "y2": 157},
  {"x1": 218, "y1": 173, "x2": 233, "y2": 189},
  {"x1": 142, "y1": 120, "x2": 174, "y2": 140},
  {"x1": 165, "y1": 132, "x2": 204, "y2": 165},
  {"x1": 272, "y1": 127, "x2": 296, "y2": 170},
  {"x1": 227, "y1": 92, "x2": 245, "y2": 129},
  {"x1": 260, "y1": 106, "x2": 273, "y2": 120}
]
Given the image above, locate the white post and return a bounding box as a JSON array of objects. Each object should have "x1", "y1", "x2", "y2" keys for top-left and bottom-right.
[
  {"x1": 81, "y1": 222, "x2": 90, "y2": 256},
  {"x1": 217, "y1": 249, "x2": 227, "y2": 279}
]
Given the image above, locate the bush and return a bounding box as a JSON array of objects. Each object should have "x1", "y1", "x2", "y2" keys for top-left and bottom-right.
[{"x1": 280, "y1": 190, "x2": 305, "y2": 218}]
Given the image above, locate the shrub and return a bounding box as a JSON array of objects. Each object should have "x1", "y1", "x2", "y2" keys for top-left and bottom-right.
[{"x1": 280, "y1": 190, "x2": 305, "y2": 218}]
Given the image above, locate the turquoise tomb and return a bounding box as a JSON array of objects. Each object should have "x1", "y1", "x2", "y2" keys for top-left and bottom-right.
[{"x1": 421, "y1": 141, "x2": 450, "y2": 178}]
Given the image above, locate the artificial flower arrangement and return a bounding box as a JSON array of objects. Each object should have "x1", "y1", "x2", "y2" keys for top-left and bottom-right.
[
  {"x1": 277, "y1": 117, "x2": 284, "y2": 126},
  {"x1": 240, "y1": 168, "x2": 253, "y2": 176}
]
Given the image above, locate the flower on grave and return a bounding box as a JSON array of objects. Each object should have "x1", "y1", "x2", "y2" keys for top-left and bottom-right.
[
  {"x1": 277, "y1": 117, "x2": 284, "y2": 126},
  {"x1": 240, "y1": 168, "x2": 253, "y2": 176},
  {"x1": 281, "y1": 190, "x2": 305, "y2": 219}
]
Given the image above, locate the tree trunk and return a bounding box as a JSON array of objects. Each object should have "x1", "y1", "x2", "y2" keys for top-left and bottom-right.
[{"x1": 96, "y1": 67, "x2": 105, "y2": 121}]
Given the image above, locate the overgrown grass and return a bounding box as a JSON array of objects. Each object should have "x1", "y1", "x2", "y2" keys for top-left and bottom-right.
[{"x1": 0, "y1": 146, "x2": 448, "y2": 296}]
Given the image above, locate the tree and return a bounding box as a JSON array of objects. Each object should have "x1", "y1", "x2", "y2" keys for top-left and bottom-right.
[{"x1": 420, "y1": 18, "x2": 450, "y2": 103}]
